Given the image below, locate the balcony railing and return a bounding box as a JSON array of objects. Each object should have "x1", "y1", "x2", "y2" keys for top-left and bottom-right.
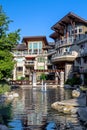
[
  {"x1": 73, "y1": 67, "x2": 87, "y2": 73},
  {"x1": 13, "y1": 51, "x2": 47, "y2": 56},
  {"x1": 80, "y1": 68, "x2": 87, "y2": 73},
  {"x1": 51, "y1": 51, "x2": 78, "y2": 62},
  {"x1": 80, "y1": 48, "x2": 87, "y2": 57},
  {"x1": 47, "y1": 49, "x2": 56, "y2": 56},
  {"x1": 55, "y1": 37, "x2": 74, "y2": 49},
  {"x1": 75, "y1": 34, "x2": 87, "y2": 44},
  {"x1": 25, "y1": 61, "x2": 34, "y2": 66},
  {"x1": 52, "y1": 51, "x2": 77, "y2": 58}
]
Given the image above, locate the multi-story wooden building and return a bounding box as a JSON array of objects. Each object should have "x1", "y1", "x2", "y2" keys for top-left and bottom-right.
[
  {"x1": 12, "y1": 36, "x2": 49, "y2": 85},
  {"x1": 12, "y1": 12, "x2": 87, "y2": 86},
  {"x1": 50, "y1": 12, "x2": 87, "y2": 84}
]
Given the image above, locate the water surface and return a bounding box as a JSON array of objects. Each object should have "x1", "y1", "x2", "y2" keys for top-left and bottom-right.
[{"x1": 9, "y1": 87, "x2": 73, "y2": 129}]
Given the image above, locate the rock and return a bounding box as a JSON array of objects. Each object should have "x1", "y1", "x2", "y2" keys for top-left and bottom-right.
[
  {"x1": 51, "y1": 102, "x2": 64, "y2": 112},
  {"x1": 51, "y1": 102, "x2": 58, "y2": 110},
  {"x1": 71, "y1": 114, "x2": 77, "y2": 118},
  {"x1": 57, "y1": 105, "x2": 64, "y2": 112},
  {"x1": 64, "y1": 84, "x2": 71, "y2": 89},
  {"x1": 13, "y1": 93, "x2": 19, "y2": 98},
  {"x1": 78, "y1": 108, "x2": 87, "y2": 122},
  {"x1": 63, "y1": 105, "x2": 74, "y2": 114},
  {"x1": 0, "y1": 124, "x2": 9, "y2": 130},
  {"x1": 71, "y1": 107, "x2": 78, "y2": 114},
  {"x1": 51, "y1": 96, "x2": 86, "y2": 114},
  {"x1": 72, "y1": 89, "x2": 80, "y2": 98}
]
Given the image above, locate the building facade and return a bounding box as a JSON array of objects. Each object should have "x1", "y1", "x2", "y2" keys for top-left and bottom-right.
[
  {"x1": 49, "y1": 12, "x2": 87, "y2": 84},
  {"x1": 12, "y1": 12, "x2": 87, "y2": 86},
  {"x1": 12, "y1": 36, "x2": 49, "y2": 85}
]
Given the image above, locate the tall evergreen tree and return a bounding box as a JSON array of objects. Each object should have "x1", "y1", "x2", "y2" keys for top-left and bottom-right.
[{"x1": 0, "y1": 5, "x2": 20, "y2": 80}]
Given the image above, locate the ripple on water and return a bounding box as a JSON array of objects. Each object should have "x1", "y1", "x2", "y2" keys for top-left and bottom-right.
[{"x1": 9, "y1": 87, "x2": 73, "y2": 129}]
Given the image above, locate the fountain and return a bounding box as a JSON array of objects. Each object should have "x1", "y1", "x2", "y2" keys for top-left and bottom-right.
[{"x1": 41, "y1": 81, "x2": 47, "y2": 92}]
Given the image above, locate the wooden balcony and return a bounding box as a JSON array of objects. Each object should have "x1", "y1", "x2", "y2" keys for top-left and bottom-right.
[
  {"x1": 55, "y1": 37, "x2": 74, "y2": 49},
  {"x1": 25, "y1": 61, "x2": 34, "y2": 66},
  {"x1": 52, "y1": 51, "x2": 78, "y2": 63}
]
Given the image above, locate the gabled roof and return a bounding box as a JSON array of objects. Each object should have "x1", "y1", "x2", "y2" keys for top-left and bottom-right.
[
  {"x1": 50, "y1": 12, "x2": 87, "y2": 39},
  {"x1": 22, "y1": 36, "x2": 48, "y2": 45},
  {"x1": 51, "y1": 12, "x2": 87, "y2": 31},
  {"x1": 49, "y1": 32, "x2": 59, "y2": 39},
  {"x1": 13, "y1": 44, "x2": 27, "y2": 50}
]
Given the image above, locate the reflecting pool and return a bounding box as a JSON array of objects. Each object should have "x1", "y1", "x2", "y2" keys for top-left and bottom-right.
[{"x1": 9, "y1": 87, "x2": 73, "y2": 130}]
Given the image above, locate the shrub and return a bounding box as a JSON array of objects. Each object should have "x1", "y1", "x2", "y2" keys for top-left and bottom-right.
[
  {"x1": 0, "y1": 80, "x2": 11, "y2": 94},
  {"x1": 65, "y1": 77, "x2": 82, "y2": 86},
  {"x1": 0, "y1": 102, "x2": 12, "y2": 125},
  {"x1": 40, "y1": 73, "x2": 47, "y2": 80}
]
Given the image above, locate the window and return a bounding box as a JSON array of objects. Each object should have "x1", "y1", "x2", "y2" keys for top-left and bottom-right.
[
  {"x1": 72, "y1": 30, "x2": 74, "y2": 34},
  {"x1": 75, "y1": 29, "x2": 77, "y2": 33},
  {"x1": 33, "y1": 43, "x2": 37, "y2": 49},
  {"x1": 79, "y1": 28, "x2": 82, "y2": 33},
  {"x1": 34, "y1": 49, "x2": 38, "y2": 54},
  {"x1": 83, "y1": 57, "x2": 87, "y2": 63},
  {"x1": 29, "y1": 49, "x2": 32, "y2": 54},
  {"x1": 39, "y1": 49, "x2": 42, "y2": 54},
  {"x1": 76, "y1": 58, "x2": 81, "y2": 64},
  {"x1": 37, "y1": 66, "x2": 44, "y2": 70},
  {"x1": 39, "y1": 42, "x2": 42, "y2": 49},
  {"x1": 16, "y1": 58, "x2": 23, "y2": 62},
  {"x1": 29, "y1": 43, "x2": 32, "y2": 49},
  {"x1": 17, "y1": 67, "x2": 23, "y2": 71},
  {"x1": 38, "y1": 57, "x2": 45, "y2": 62},
  {"x1": 28, "y1": 41, "x2": 42, "y2": 54}
]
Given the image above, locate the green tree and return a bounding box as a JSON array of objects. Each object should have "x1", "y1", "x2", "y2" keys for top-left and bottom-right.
[
  {"x1": 0, "y1": 5, "x2": 20, "y2": 80},
  {"x1": 65, "y1": 75, "x2": 82, "y2": 86}
]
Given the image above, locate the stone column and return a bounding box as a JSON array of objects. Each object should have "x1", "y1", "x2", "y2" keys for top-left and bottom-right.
[
  {"x1": 55, "y1": 76, "x2": 58, "y2": 85},
  {"x1": 55, "y1": 72, "x2": 59, "y2": 85},
  {"x1": 65, "y1": 64, "x2": 72, "y2": 81},
  {"x1": 60, "y1": 71, "x2": 64, "y2": 87},
  {"x1": 13, "y1": 65, "x2": 16, "y2": 80},
  {"x1": 23, "y1": 65, "x2": 25, "y2": 77},
  {"x1": 32, "y1": 72, "x2": 36, "y2": 87},
  {"x1": 29, "y1": 73, "x2": 32, "y2": 84}
]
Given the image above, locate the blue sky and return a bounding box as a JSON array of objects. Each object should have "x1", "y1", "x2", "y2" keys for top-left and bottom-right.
[{"x1": 0, "y1": 0, "x2": 87, "y2": 42}]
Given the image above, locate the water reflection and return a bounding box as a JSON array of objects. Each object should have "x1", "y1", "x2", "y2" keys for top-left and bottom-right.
[{"x1": 10, "y1": 87, "x2": 72, "y2": 129}]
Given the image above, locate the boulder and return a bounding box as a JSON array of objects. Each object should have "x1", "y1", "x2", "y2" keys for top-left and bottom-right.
[
  {"x1": 72, "y1": 89, "x2": 80, "y2": 98},
  {"x1": 0, "y1": 124, "x2": 9, "y2": 130},
  {"x1": 63, "y1": 106, "x2": 74, "y2": 114},
  {"x1": 51, "y1": 97, "x2": 86, "y2": 114}
]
